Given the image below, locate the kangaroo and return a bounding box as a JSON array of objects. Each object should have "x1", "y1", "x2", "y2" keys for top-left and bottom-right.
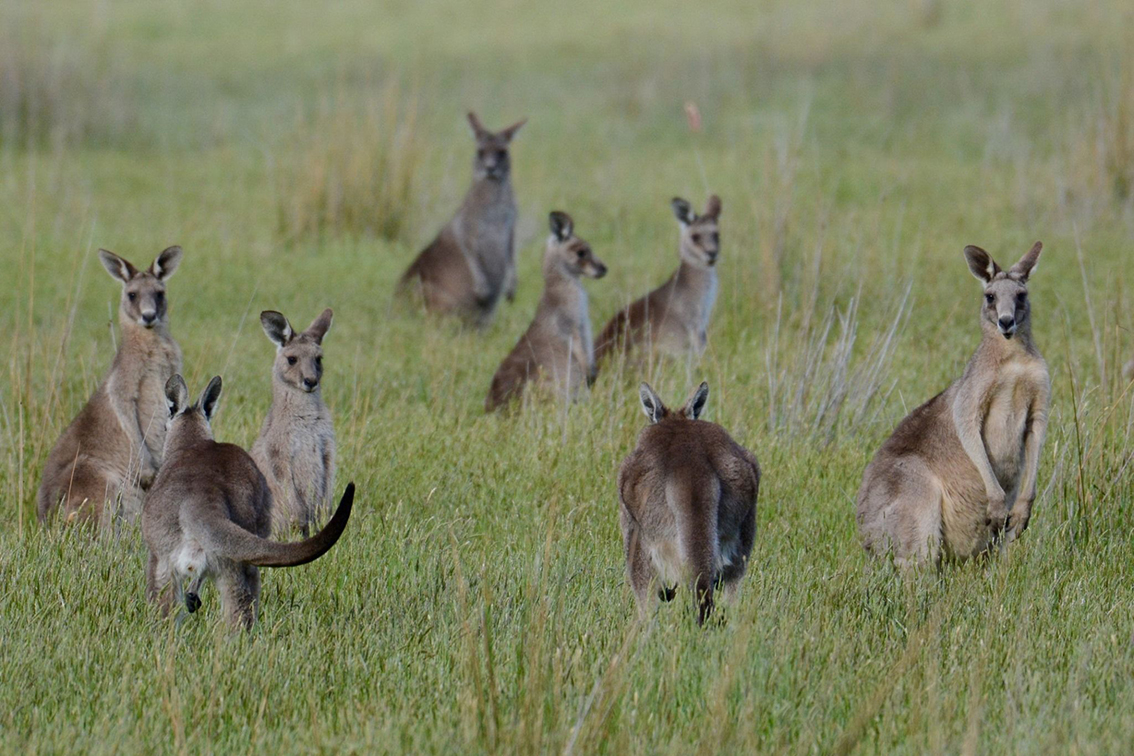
[
  {"x1": 485, "y1": 212, "x2": 607, "y2": 411},
  {"x1": 618, "y1": 382, "x2": 760, "y2": 624},
  {"x1": 144, "y1": 375, "x2": 353, "y2": 630},
  {"x1": 399, "y1": 112, "x2": 526, "y2": 328},
  {"x1": 857, "y1": 242, "x2": 1050, "y2": 568},
  {"x1": 595, "y1": 195, "x2": 721, "y2": 364},
  {"x1": 37, "y1": 246, "x2": 184, "y2": 526},
  {"x1": 250, "y1": 309, "x2": 335, "y2": 537}
]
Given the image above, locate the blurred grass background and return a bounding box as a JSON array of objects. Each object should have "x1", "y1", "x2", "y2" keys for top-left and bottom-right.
[{"x1": 1, "y1": 0, "x2": 1133, "y2": 752}]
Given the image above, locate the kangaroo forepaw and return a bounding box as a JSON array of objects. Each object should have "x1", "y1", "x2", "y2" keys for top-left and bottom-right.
[{"x1": 657, "y1": 585, "x2": 677, "y2": 602}]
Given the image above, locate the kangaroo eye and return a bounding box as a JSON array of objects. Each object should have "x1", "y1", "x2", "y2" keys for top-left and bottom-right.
[
  {"x1": 712, "y1": 233, "x2": 720, "y2": 244},
  {"x1": 692, "y1": 233, "x2": 701, "y2": 244},
  {"x1": 496, "y1": 150, "x2": 506, "y2": 160},
  {"x1": 576, "y1": 249, "x2": 586, "y2": 259},
  {"x1": 128, "y1": 292, "x2": 137, "y2": 301},
  {"x1": 1017, "y1": 292, "x2": 1027, "y2": 303},
  {"x1": 315, "y1": 356, "x2": 323, "y2": 367},
  {"x1": 287, "y1": 356, "x2": 297, "y2": 366},
  {"x1": 985, "y1": 294, "x2": 995, "y2": 305}
]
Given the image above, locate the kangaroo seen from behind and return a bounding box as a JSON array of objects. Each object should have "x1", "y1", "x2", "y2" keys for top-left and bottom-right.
[
  {"x1": 399, "y1": 112, "x2": 526, "y2": 327},
  {"x1": 38, "y1": 246, "x2": 184, "y2": 526},
  {"x1": 618, "y1": 382, "x2": 760, "y2": 624},
  {"x1": 486, "y1": 212, "x2": 607, "y2": 411},
  {"x1": 144, "y1": 375, "x2": 353, "y2": 630},
  {"x1": 857, "y1": 242, "x2": 1050, "y2": 567},
  {"x1": 595, "y1": 195, "x2": 721, "y2": 364},
  {"x1": 250, "y1": 308, "x2": 335, "y2": 536}
]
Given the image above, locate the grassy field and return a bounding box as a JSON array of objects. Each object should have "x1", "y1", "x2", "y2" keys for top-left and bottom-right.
[{"x1": 2, "y1": 0, "x2": 1134, "y2": 752}]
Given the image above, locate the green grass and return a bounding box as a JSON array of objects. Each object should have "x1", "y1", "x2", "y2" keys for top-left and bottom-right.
[{"x1": 2, "y1": 0, "x2": 1134, "y2": 752}]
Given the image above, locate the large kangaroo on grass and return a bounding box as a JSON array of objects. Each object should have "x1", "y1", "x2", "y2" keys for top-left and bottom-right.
[
  {"x1": 857, "y1": 242, "x2": 1050, "y2": 567},
  {"x1": 144, "y1": 375, "x2": 353, "y2": 630},
  {"x1": 485, "y1": 212, "x2": 607, "y2": 411},
  {"x1": 595, "y1": 195, "x2": 721, "y2": 364},
  {"x1": 618, "y1": 382, "x2": 760, "y2": 624},
  {"x1": 399, "y1": 112, "x2": 526, "y2": 327},
  {"x1": 250, "y1": 309, "x2": 335, "y2": 536},
  {"x1": 37, "y1": 246, "x2": 183, "y2": 526}
]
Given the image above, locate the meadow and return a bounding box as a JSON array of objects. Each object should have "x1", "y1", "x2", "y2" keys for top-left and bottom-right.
[{"x1": 2, "y1": 0, "x2": 1134, "y2": 752}]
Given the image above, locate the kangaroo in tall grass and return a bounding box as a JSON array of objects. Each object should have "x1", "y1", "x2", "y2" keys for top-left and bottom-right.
[
  {"x1": 595, "y1": 195, "x2": 721, "y2": 364},
  {"x1": 144, "y1": 375, "x2": 353, "y2": 630},
  {"x1": 250, "y1": 309, "x2": 335, "y2": 536},
  {"x1": 399, "y1": 112, "x2": 526, "y2": 327},
  {"x1": 485, "y1": 212, "x2": 607, "y2": 411},
  {"x1": 618, "y1": 382, "x2": 760, "y2": 624},
  {"x1": 37, "y1": 246, "x2": 184, "y2": 526},
  {"x1": 857, "y1": 242, "x2": 1050, "y2": 567}
]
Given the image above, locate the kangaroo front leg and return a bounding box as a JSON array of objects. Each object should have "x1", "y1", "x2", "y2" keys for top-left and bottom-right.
[
  {"x1": 503, "y1": 228, "x2": 517, "y2": 302},
  {"x1": 108, "y1": 382, "x2": 158, "y2": 489},
  {"x1": 1007, "y1": 393, "x2": 1049, "y2": 542},
  {"x1": 952, "y1": 389, "x2": 1007, "y2": 531}
]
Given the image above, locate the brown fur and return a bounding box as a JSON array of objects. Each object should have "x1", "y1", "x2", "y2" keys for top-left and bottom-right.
[
  {"x1": 618, "y1": 382, "x2": 760, "y2": 624},
  {"x1": 37, "y1": 247, "x2": 183, "y2": 527},
  {"x1": 486, "y1": 212, "x2": 607, "y2": 411},
  {"x1": 856, "y1": 242, "x2": 1050, "y2": 567},
  {"x1": 595, "y1": 195, "x2": 721, "y2": 364},
  {"x1": 399, "y1": 112, "x2": 526, "y2": 328},
  {"x1": 143, "y1": 375, "x2": 353, "y2": 631}
]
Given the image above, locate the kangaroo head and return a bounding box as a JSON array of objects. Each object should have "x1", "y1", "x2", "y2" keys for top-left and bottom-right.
[
  {"x1": 260, "y1": 309, "x2": 333, "y2": 394},
  {"x1": 638, "y1": 381, "x2": 709, "y2": 424},
  {"x1": 99, "y1": 246, "x2": 182, "y2": 330},
  {"x1": 964, "y1": 241, "x2": 1041, "y2": 340},
  {"x1": 545, "y1": 211, "x2": 607, "y2": 280},
  {"x1": 165, "y1": 374, "x2": 222, "y2": 443},
  {"x1": 468, "y1": 112, "x2": 525, "y2": 182},
  {"x1": 672, "y1": 195, "x2": 721, "y2": 269}
]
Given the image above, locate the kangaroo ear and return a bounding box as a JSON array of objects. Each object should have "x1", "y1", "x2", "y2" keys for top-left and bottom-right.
[
  {"x1": 671, "y1": 197, "x2": 696, "y2": 227},
  {"x1": 165, "y1": 374, "x2": 189, "y2": 417},
  {"x1": 499, "y1": 117, "x2": 526, "y2": 142},
  {"x1": 1008, "y1": 241, "x2": 1042, "y2": 282},
  {"x1": 467, "y1": 111, "x2": 488, "y2": 139},
  {"x1": 260, "y1": 311, "x2": 293, "y2": 349},
  {"x1": 305, "y1": 308, "x2": 333, "y2": 344},
  {"x1": 964, "y1": 245, "x2": 1001, "y2": 284},
  {"x1": 639, "y1": 383, "x2": 668, "y2": 424},
  {"x1": 99, "y1": 249, "x2": 137, "y2": 283},
  {"x1": 199, "y1": 376, "x2": 222, "y2": 421},
  {"x1": 682, "y1": 381, "x2": 709, "y2": 420},
  {"x1": 150, "y1": 245, "x2": 182, "y2": 281},
  {"x1": 702, "y1": 195, "x2": 722, "y2": 220},
  {"x1": 549, "y1": 211, "x2": 573, "y2": 242}
]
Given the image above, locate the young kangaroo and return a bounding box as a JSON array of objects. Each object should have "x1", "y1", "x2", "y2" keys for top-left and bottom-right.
[
  {"x1": 618, "y1": 382, "x2": 760, "y2": 624},
  {"x1": 595, "y1": 195, "x2": 721, "y2": 364},
  {"x1": 250, "y1": 309, "x2": 335, "y2": 537},
  {"x1": 399, "y1": 112, "x2": 526, "y2": 327},
  {"x1": 857, "y1": 242, "x2": 1050, "y2": 567},
  {"x1": 144, "y1": 375, "x2": 353, "y2": 630},
  {"x1": 485, "y1": 212, "x2": 607, "y2": 411},
  {"x1": 37, "y1": 246, "x2": 184, "y2": 526}
]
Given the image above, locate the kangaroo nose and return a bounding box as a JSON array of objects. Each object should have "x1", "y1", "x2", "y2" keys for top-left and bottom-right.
[
  {"x1": 998, "y1": 315, "x2": 1015, "y2": 329},
  {"x1": 141, "y1": 311, "x2": 157, "y2": 325},
  {"x1": 303, "y1": 377, "x2": 318, "y2": 391}
]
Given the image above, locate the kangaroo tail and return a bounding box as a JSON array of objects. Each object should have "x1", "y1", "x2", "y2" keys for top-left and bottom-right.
[
  {"x1": 201, "y1": 483, "x2": 355, "y2": 568},
  {"x1": 668, "y1": 477, "x2": 721, "y2": 625}
]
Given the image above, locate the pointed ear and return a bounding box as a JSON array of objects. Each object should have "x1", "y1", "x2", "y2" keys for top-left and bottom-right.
[
  {"x1": 99, "y1": 249, "x2": 137, "y2": 283},
  {"x1": 199, "y1": 376, "x2": 222, "y2": 422},
  {"x1": 549, "y1": 211, "x2": 573, "y2": 242},
  {"x1": 165, "y1": 374, "x2": 189, "y2": 417},
  {"x1": 639, "y1": 383, "x2": 667, "y2": 424},
  {"x1": 671, "y1": 197, "x2": 696, "y2": 227},
  {"x1": 1008, "y1": 241, "x2": 1042, "y2": 282},
  {"x1": 964, "y1": 245, "x2": 1001, "y2": 284},
  {"x1": 499, "y1": 117, "x2": 526, "y2": 142},
  {"x1": 702, "y1": 195, "x2": 722, "y2": 220},
  {"x1": 260, "y1": 311, "x2": 293, "y2": 349},
  {"x1": 467, "y1": 111, "x2": 488, "y2": 138},
  {"x1": 305, "y1": 308, "x2": 334, "y2": 344},
  {"x1": 682, "y1": 382, "x2": 709, "y2": 419},
  {"x1": 149, "y1": 245, "x2": 182, "y2": 281}
]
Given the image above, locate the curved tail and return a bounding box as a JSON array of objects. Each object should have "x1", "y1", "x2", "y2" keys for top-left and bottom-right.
[{"x1": 199, "y1": 483, "x2": 355, "y2": 568}]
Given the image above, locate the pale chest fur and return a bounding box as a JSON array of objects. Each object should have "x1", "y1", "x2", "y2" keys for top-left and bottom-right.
[
  {"x1": 256, "y1": 397, "x2": 335, "y2": 504},
  {"x1": 454, "y1": 183, "x2": 516, "y2": 287},
  {"x1": 119, "y1": 335, "x2": 182, "y2": 460},
  {"x1": 655, "y1": 268, "x2": 718, "y2": 354},
  {"x1": 982, "y1": 357, "x2": 1049, "y2": 492}
]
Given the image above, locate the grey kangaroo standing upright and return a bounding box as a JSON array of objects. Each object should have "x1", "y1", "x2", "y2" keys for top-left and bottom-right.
[
  {"x1": 485, "y1": 211, "x2": 607, "y2": 411},
  {"x1": 399, "y1": 112, "x2": 526, "y2": 327},
  {"x1": 144, "y1": 375, "x2": 353, "y2": 631},
  {"x1": 618, "y1": 382, "x2": 760, "y2": 625},
  {"x1": 595, "y1": 195, "x2": 721, "y2": 364},
  {"x1": 857, "y1": 242, "x2": 1050, "y2": 567},
  {"x1": 250, "y1": 309, "x2": 335, "y2": 537},
  {"x1": 38, "y1": 246, "x2": 183, "y2": 526}
]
